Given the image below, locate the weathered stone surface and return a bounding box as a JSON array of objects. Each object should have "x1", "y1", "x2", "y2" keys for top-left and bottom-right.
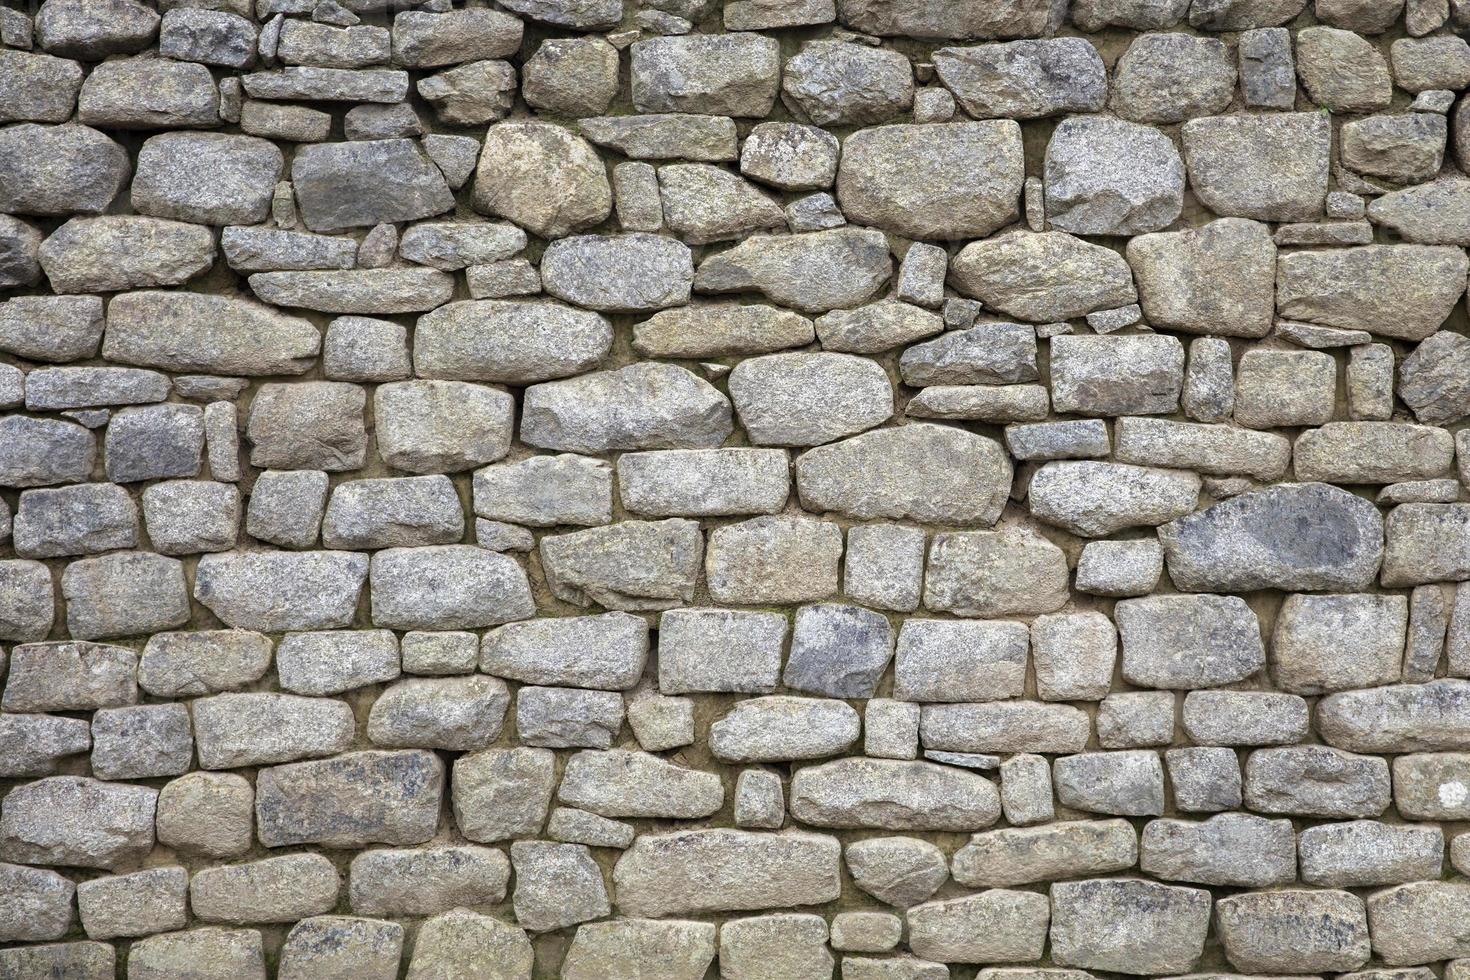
[
  {"x1": 1140, "y1": 813, "x2": 1296, "y2": 886},
  {"x1": 405, "y1": 908, "x2": 531, "y2": 980},
  {"x1": 1127, "y1": 218, "x2": 1276, "y2": 337},
  {"x1": 0, "y1": 123, "x2": 130, "y2": 216},
  {"x1": 563, "y1": 919, "x2": 715, "y2": 980},
  {"x1": 155, "y1": 772, "x2": 253, "y2": 859},
  {"x1": 132, "y1": 132, "x2": 282, "y2": 226},
  {"x1": 837, "y1": 122, "x2": 1022, "y2": 241},
  {"x1": 451, "y1": 747, "x2": 556, "y2": 843},
  {"x1": 0, "y1": 862, "x2": 75, "y2": 941},
  {"x1": 1113, "y1": 32, "x2": 1235, "y2": 122},
  {"x1": 1054, "y1": 750, "x2": 1166, "y2": 816},
  {"x1": 195, "y1": 551, "x2": 366, "y2": 632},
  {"x1": 541, "y1": 518, "x2": 702, "y2": 610},
  {"x1": 952, "y1": 820, "x2": 1137, "y2": 887},
  {"x1": 104, "y1": 290, "x2": 320, "y2": 376},
  {"x1": 557, "y1": 748, "x2": 722, "y2": 819},
  {"x1": 128, "y1": 928, "x2": 265, "y2": 980},
  {"x1": 631, "y1": 34, "x2": 779, "y2": 117},
  {"x1": 924, "y1": 527, "x2": 1068, "y2": 617},
  {"x1": 951, "y1": 232, "x2": 1137, "y2": 321},
  {"x1": 0, "y1": 776, "x2": 156, "y2": 870},
  {"x1": 791, "y1": 757, "x2": 999, "y2": 830},
  {"x1": 1300, "y1": 820, "x2": 1444, "y2": 887},
  {"x1": 1367, "y1": 881, "x2": 1470, "y2": 965},
  {"x1": 1181, "y1": 112, "x2": 1330, "y2": 221},
  {"x1": 895, "y1": 619, "x2": 1027, "y2": 702},
  {"x1": 0, "y1": 713, "x2": 89, "y2": 778},
  {"x1": 37, "y1": 216, "x2": 213, "y2": 294},
  {"x1": 921, "y1": 701, "x2": 1090, "y2": 754},
  {"x1": 1217, "y1": 889, "x2": 1370, "y2": 973},
  {"x1": 1244, "y1": 745, "x2": 1391, "y2": 817},
  {"x1": 1159, "y1": 482, "x2": 1385, "y2": 592},
  {"x1": 1116, "y1": 594, "x2": 1264, "y2": 689},
  {"x1": 1278, "y1": 245, "x2": 1468, "y2": 341},
  {"x1": 191, "y1": 853, "x2": 339, "y2": 925},
  {"x1": 908, "y1": 890, "x2": 1050, "y2": 965},
  {"x1": 255, "y1": 750, "x2": 443, "y2": 848},
  {"x1": 694, "y1": 227, "x2": 893, "y2": 313},
  {"x1": 540, "y1": 233, "x2": 692, "y2": 312},
  {"x1": 293, "y1": 138, "x2": 451, "y2": 233},
  {"x1": 1050, "y1": 878, "x2": 1210, "y2": 975},
  {"x1": 349, "y1": 845, "x2": 509, "y2": 917},
  {"x1": 1044, "y1": 115, "x2": 1184, "y2": 235},
  {"x1": 613, "y1": 829, "x2": 841, "y2": 917},
  {"x1": 523, "y1": 363, "x2": 732, "y2": 454}
]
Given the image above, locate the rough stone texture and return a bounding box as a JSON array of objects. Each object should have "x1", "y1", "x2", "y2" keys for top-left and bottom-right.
[{"x1": 0, "y1": 7, "x2": 1466, "y2": 975}]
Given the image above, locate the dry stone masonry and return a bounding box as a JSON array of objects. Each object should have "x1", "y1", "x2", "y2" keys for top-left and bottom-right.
[{"x1": 7, "y1": 0, "x2": 1470, "y2": 977}]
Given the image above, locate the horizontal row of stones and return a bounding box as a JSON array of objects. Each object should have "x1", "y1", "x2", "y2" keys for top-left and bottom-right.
[{"x1": 10, "y1": 0, "x2": 1470, "y2": 977}]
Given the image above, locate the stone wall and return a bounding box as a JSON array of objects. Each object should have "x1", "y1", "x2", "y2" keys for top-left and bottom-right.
[{"x1": 3, "y1": 0, "x2": 1470, "y2": 976}]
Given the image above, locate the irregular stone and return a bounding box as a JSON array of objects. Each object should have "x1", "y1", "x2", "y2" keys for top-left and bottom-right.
[
  {"x1": 523, "y1": 37, "x2": 619, "y2": 117},
  {"x1": 1296, "y1": 422, "x2": 1454, "y2": 483},
  {"x1": 656, "y1": 608, "x2": 787, "y2": 694},
  {"x1": 1075, "y1": 539, "x2": 1163, "y2": 597},
  {"x1": 1127, "y1": 218, "x2": 1276, "y2": 337},
  {"x1": 1112, "y1": 32, "x2": 1235, "y2": 123},
  {"x1": 1115, "y1": 594, "x2": 1263, "y2": 689},
  {"x1": 908, "y1": 890, "x2": 1050, "y2": 965},
  {"x1": 154, "y1": 772, "x2": 253, "y2": 859},
  {"x1": 405, "y1": 909, "x2": 532, "y2": 980},
  {"x1": 1366, "y1": 882, "x2": 1470, "y2": 965},
  {"x1": 694, "y1": 227, "x2": 892, "y2": 313},
  {"x1": 90, "y1": 703, "x2": 192, "y2": 780},
  {"x1": 0, "y1": 295, "x2": 103, "y2": 363},
  {"x1": 104, "y1": 290, "x2": 320, "y2": 376},
  {"x1": 1140, "y1": 813, "x2": 1295, "y2": 887},
  {"x1": 920, "y1": 701, "x2": 1090, "y2": 755},
  {"x1": 950, "y1": 231, "x2": 1137, "y2": 321},
  {"x1": 278, "y1": 916, "x2": 403, "y2": 980},
  {"x1": 12, "y1": 483, "x2": 135, "y2": 559},
  {"x1": 563, "y1": 919, "x2": 717, "y2": 980},
  {"x1": 77, "y1": 57, "x2": 218, "y2": 129},
  {"x1": 159, "y1": 8, "x2": 257, "y2": 68},
  {"x1": 0, "y1": 776, "x2": 156, "y2": 870},
  {"x1": 191, "y1": 853, "x2": 338, "y2": 925},
  {"x1": 924, "y1": 527, "x2": 1069, "y2": 617},
  {"x1": 61, "y1": 551, "x2": 189, "y2": 640},
  {"x1": 540, "y1": 233, "x2": 692, "y2": 312},
  {"x1": 1278, "y1": 245, "x2": 1468, "y2": 341},
  {"x1": 797, "y1": 423, "x2": 1011, "y2": 526},
  {"x1": 1044, "y1": 115, "x2": 1184, "y2": 235},
  {"x1": 952, "y1": 820, "x2": 1137, "y2": 888},
  {"x1": 728, "y1": 352, "x2": 890, "y2": 447},
  {"x1": 0, "y1": 50, "x2": 82, "y2": 127},
  {"x1": 510, "y1": 841, "x2": 609, "y2": 933},
  {"x1": 1342, "y1": 112, "x2": 1447, "y2": 185},
  {"x1": 1114, "y1": 417, "x2": 1290, "y2": 480},
  {"x1": 290, "y1": 138, "x2": 451, "y2": 233},
  {"x1": 613, "y1": 829, "x2": 840, "y2": 917},
  {"x1": 740, "y1": 122, "x2": 838, "y2": 191},
  {"x1": 368, "y1": 545, "x2": 532, "y2": 630},
  {"x1": 704, "y1": 515, "x2": 840, "y2": 604},
  {"x1": 194, "y1": 551, "x2": 366, "y2": 632},
  {"x1": 1215, "y1": 889, "x2": 1370, "y2": 973},
  {"x1": 374, "y1": 380, "x2": 514, "y2": 473},
  {"x1": 1300, "y1": 820, "x2": 1445, "y2": 887},
  {"x1": 1181, "y1": 690, "x2": 1309, "y2": 746},
  {"x1": 516, "y1": 686, "x2": 623, "y2": 749},
  {"x1": 1244, "y1": 745, "x2": 1391, "y2": 817},
  {"x1": 480, "y1": 613, "x2": 646, "y2": 691},
  {"x1": 348, "y1": 846, "x2": 508, "y2": 917},
  {"x1": 836, "y1": 0, "x2": 1066, "y2": 38},
  {"x1": 0, "y1": 123, "x2": 130, "y2": 216},
  {"x1": 782, "y1": 40, "x2": 912, "y2": 127},
  {"x1": 1050, "y1": 878, "x2": 1210, "y2": 975},
  {"x1": 1181, "y1": 112, "x2": 1331, "y2": 221},
  {"x1": 451, "y1": 747, "x2": 556, "y2": 843},
  {"x1": 0, "y1": 713, "x2": 89, "y2": 778},
  {"x1": 898, "y1": 321, "x2": 1035, "y2": 385},
  {"x1": 241, "y1": 66, "x2": 408, "y2": 103},
  {"x1": 793, "y1": 757, "x2": 1001, "y2": 833},
  {"x1": 36, "y1": 216, "x2": 211, "y2": 294},
  {"x1": 35, "y1": 0, "x2": 158, "y2": 58},
  {"x1": 247, "y1": 268, "x2": 454, "y2": 315},
  {"x1": 837, "y1": 122, "x2": 1022, "y2": 240},
  {"x1": 658, "y1": 164, "x2": 784, "y2": 245},
  {"x1": 844, "y1": 837, "x2": 949, "y2": 907},
  {"x1": 1297, "y1": 25, "x2": 1393, "y2": 111},
  {"x1": 0, "y1": 863, "x2": 74, "y2": 941},
  {"x1": 711, "y1": 696, "x2": 859, "y2": 762},
  {"x1": 1054, "y1": 750, "x2": 1166, "y2": 816},
  {"x1": 1400, "y1": 330, "x2": 1470, "y2": 423},
  {"x1": 1384, "y1": 503, "x2": 1470, "y2": 586},
  {"x1": 1368, "y1": 175, "x2": 1470, "y2": 245},
  {"x1": 558, "y1": 748, "x2": 723, "y2": 819},
  {"x1": 1158, "y1": 482, "x2": 1385, "y2": 592},
  {"x1": 541, "y1": 518, "x2": 701, "y2": 611},
  {"x1": 322, "y1": 475, "x2": 462, "y2": 550},
  {"x1": 1030, "y1": 461, "x2": 1198, "y2": 537},
  {"x1": 933, "y1": 38, "x2": 1104, "y2": 119},
  {"x1": 132, "y1": 132, "x2": 282, "y2": 226},
  {"x1": 255, "y1": 749, "x2": 443, "y2": 848},
  {"x1": 128, "y1": 929, "x2": 265, "y2": 980},
  {"x1": 75, "y1": 865, "x2": 188, "y2": 942},
  {"x1": 581, "y1": 113, "x2": 738, "y2": 162},
  {"x1": 634, "y1": 304, "x2": 814, "y2": 358},
  {"x1": 631, "y1": 34, "x2": 779, "y2": 117},
  {"x1": 472, "y1": 455, "x2": 611, "y2": 528},
  {"x1": 523, "y1": 363, "x2": 732, "y2": 453}
]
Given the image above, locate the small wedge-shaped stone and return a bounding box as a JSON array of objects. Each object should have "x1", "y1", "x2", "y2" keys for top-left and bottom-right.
[
  {"x1": 38, "y1": 216, "x2": 214, "y2": 294},
  {"x1": 255, "y1": 750, "x2": 444, "y2": 848},
  {"x1": 1116, "y1": 594, "x2": 1265, "y2": 689},
  {"x1": 614, "y1": 829, "x2": 840, "y2": 917},
  {"x1": 414, "y1": 300, "x2": 610, "y2": 384},
  {"x1": 694, "y1": 227, "x2": 892, "y2": 313},
  {"x1": 557, "y1": 748, "x2": 723, "y2": 819},
  {"x1": 370, "y1": 545, "x2": 534, "y2": 630},
  {"x1": 0, "y1": 776, "x2": 156, "y2": 870},
  {"x1": 104, "y1": 290, "x2": 319, "y2": 376},
  {"x1": 1159, "y1": 482, "x2": 1384, "y2": 592},
  {"x1": 836, "y1": 122, "x2": 1023, "y2": 240},
  {"x1": 541, "y1": 233, "x2": 693, "y2": 312},
  {"x1": 541, "y1": 519, "x2": 702, "y2": 611},
  {"x1": 473, "y1": 121, "x2": 611, "y2": 240},
  {"x1": 1277, "y1": 245, "x2": 1469, "y2": 341},
  {"x1": 523, "y1": 363, "x2": 732, "y2": 453},
  {"x1": 796, "y1": 423, "x2": 1012, "y2": 526},
  {"x1": 194, "y1": 550, "x2": 367, "y2": 632},
  {"x1": 950, "y1": 232, "x2": 1137, "y2": 322},
  {"x1": 951, "y1": 820, "x2": 1138, "y2": 887},
  {"x1": 712, "y1": 697, "x2": 860, "y2": 762},
  {"x1": 934, "y1": 38, "x2": 1106, "y2": 118},
  {"x1": 1216, "y1": 889, "x2": 1370, "y2": 973},
  {"x1": 1127, "y1": 217, "x2": 1276, "y2": 338},
  {"x1": 1029, "y1": 462, "x2": 1199, "y2": 537},
  {"x1": 0, "y1": 123, "x2": 130, "y2": 217},
  {"x1": 1318, "y1": 679, "x2": 1470, "y2": 752},
  {"x1": 193, "y1": 693, "x2": 353, "y2": 769},
  {"x1": 790, "y1": 757, "x2": 1000, "y2": 831},
  {"x1": 1050, "y1": 878, "x2": 1211, "y2": 976},
  {"x1": 481, "y1": 612, "x2": 648, "y2": 690},
  {"x1": 1140, "y1": 813, "x2": 1296, "y2": 887}
]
